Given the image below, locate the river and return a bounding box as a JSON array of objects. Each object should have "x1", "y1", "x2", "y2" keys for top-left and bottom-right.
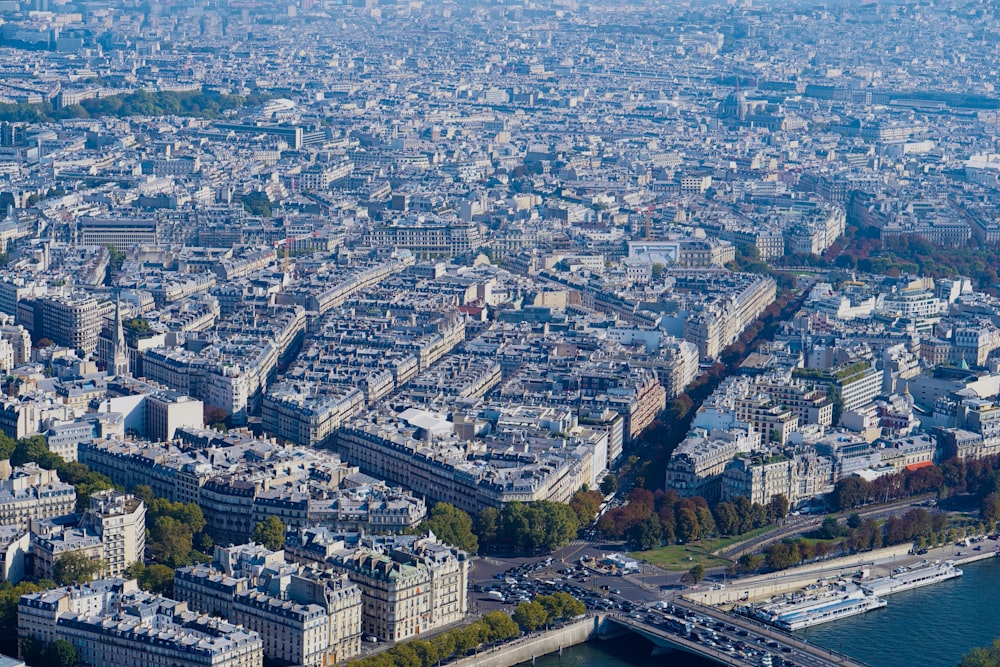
[{"x1": 518, "y1": 557, "x2": 1000, "y2": 667}]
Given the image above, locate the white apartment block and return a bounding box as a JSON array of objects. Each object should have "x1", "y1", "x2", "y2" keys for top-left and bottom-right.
[
  {"x1": 85, "y1": 490, "x2": 145, "y2": 578},
  {"x1": 175, "y1": 544, "x2": 363, "y2": 666},
  {"x1": 18, "y1": 579, "x2": 263, "y2": 667},
  {"x1": 0, "y1": 463, "x2": 75, "y2": 529},
  {"x1": 329, "y1": 535, "x2": 468, "y2": 643}
]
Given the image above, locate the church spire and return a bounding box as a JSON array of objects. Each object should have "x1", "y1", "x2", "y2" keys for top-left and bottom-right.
[{"x1": 111, "y1": 293, "x2": 130, "y2": 378}]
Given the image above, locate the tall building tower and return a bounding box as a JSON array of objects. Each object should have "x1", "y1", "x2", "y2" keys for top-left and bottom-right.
[
  {"x1": 111, "y1": 296, "x2": 129, "y2": 378},
  {"x1": 85, "y1": 490, "x2": 146, "y2": 578}
]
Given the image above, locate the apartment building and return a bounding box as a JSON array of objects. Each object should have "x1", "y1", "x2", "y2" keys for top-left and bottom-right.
[
  {"x1": 18, "y1": 579, "x2": 263, "y2": 667},
  {"x1": 664, "y1": 428, "x2": 760, "y2": 501},
  {"x1": 19, "y1": 293, "x2": 113, "y2": 354},
  {"x1": 721, "y1": 455, "x2": 796, "y2": 506},
  {"x1": 175, "y1": 544, "x2": 363, "y2": 666},
  {"x1": 261, "y1": 385, "x2": 365, "y2": 448},
  {"x1": 73, "y1": 217, "x2": 161, "y2": 251},
  {"x1": 366, "y1": 220, "x2": 483, "y2": 259},
  {"x1": 84, "y1": 490, "x2": 145, "y2": 577},
  {"x1": 681, "y1": 274, "x2": 777, "y2": 360},
  {"x1": 0, "y1": 525, "x2": 28, "y2": 584},
  {"x1": 0, "y1": 463, "x2": 75, "y2": 529},
  {"x1": 327, "y1": 534, "x2": 468, "y2": 643},
  {"x1": 30, "y1": 491, "x2": 144, "y2": 581}
]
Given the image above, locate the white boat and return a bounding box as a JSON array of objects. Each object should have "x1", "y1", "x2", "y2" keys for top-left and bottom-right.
[
  {"x1": 751, "y1": 586, "x2": 887, "y2": 631},
  {"x1": 860, "y1": 560, "x2": 962, "y2": 597}
]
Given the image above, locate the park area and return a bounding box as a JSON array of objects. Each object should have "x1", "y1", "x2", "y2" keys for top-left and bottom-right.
[{"x1": 634, "y1": 527, "x2": 772, "y2": 571}]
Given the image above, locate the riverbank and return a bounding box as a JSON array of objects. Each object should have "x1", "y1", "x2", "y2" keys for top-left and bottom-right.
[
  {"x1": 684, "y1": 544, "x2": 912, "y2": 606},
  {"x1": 799, "y1": 555, "x2": 1000, "y2": 667},
  {"x1": 685, "y1": 539, "x2": 1000, "y2": 607},
  {"x1": 521, "y1": 555, "x2": 1000, "y2": 667},
  {"x1": 450, "y1": 616, "x2": 604, "y2": 667}
]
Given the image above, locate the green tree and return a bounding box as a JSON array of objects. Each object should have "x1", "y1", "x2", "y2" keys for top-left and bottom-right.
[
  {"x1": 410, "y1": 639, "x2": 438, "y2": 667},
  {"x1": 20, "y1": 638, "x2": 43, "y2": 665},
  {"x1": 0, "y1": 434, "x2": 14, "y2": 460},
  {"x1": 106, "y1": 244, "x2": 126, "y2": 275},
  {"x1": 252, "y1": 516, "x2": 286, "y2": 551},
  {"x1": 713, "y1": 501, "x2": 741, "y2": 536},
  {"x1": 54, "y1": 461, "x2": 90, "y2": 486},
  {"x1": 568, "y1": 490, "x2": 603, "y2": 526},
  {"x1": 126, "y1": 562, "x2": 175, "y2": 596},
  {"x1": 688, "y1": 563, "x2": 705, "y2": 584},
  {"x1": 172, "y1": 503, "x2": 207, "y2": 535},
  {"x1": 148, "y1": 498, "x2": 206, "y2": 532},
  {"x1": 131, "y1": 485, "x2": 155, "y2": 507},
  {"x1": 537, "y1": 595, "x2": 562, "y2": 627},
  {"x1": 197, "y1": 532, "x2": 214, "y2": 553},
  {"x1": 819, "y1": 516, "x2": 843, "y2": 540},
  {"x1": 53, "y1": 551, "x2": 104, "y2": 586},
  {"x1": 695, "y1": 506, "x2": 716, "y2": 537},
  {"x1": 492, "y1": 501, "x2": 579, "y2": 555},
  {"x1": 676, "y1": 507, "x2": 700, "y2": 543},
  {"x1": 19, "y1": 637, "x2": 77, "y2": 667},
  {"x1": 627, "y1": 514, "x2": 663, "y2": 550},
  {"x1": 481, "y1": 610, "x2": 520, "y2": 643},
  {"x1": 750, "y1": 502, "x2": 770, "y2": 529},
  {"x1": 11, "y1": 435, "x2": 52, "y2": 467},
  {"x1": 533, "y1": 501, "x2": 579, "y2": 552},
  {"x1": 143, "y1": 498, "x2": 208, "y2": 560},
  {"x1": 1, "y1": 580, "x2": 55, "y2": 653},
  {"x1": 45, "y1": 639, "x2": 78, "y2": 667},
  {"x1": 831, "y1": 476, "x2": 871, "y2": 511},
  {"x1": 764, "y1": 541, "x2": 802, "y2": 571},
  {"x1": 768, "y1": 494, "x2": 790, "y2": 522},
  {"x1": 150, "y1": 515, "x2": 193, "y2": 566},
  {"x1": 241, "y1": 191, "x2": 272, "y2": 217},
  {"x1": 599, "y1": 474, "x2": 618, "y2": 496},
  {"x1": 548, "y1": 592, "x2": 585, "y2": 619},
  {"x1": 452, "y1": 623, "x2": 484, "y2": 656},
  {"x1": 419, "y1": 503, "x2": 478, "y2": 554},
  {"x1": 387, "y1": 643, "x2": 421, "y2": 667},
  {"x1": 960, "y1": 637, "x2": 1000, "y2": 667},
  {"x1": 512, "y1": 600, "x2": 548, "y2": 632},
  {"x1": 733, "y1": 496, "x2": 754, "y2": 533},
  {"x1": 497, "y1": 502, "x2": 530, "y2": 551},
  {"x1": 430, "y1": 631, "x2": 456, "y2": 662},
  {"x1": 982, "y1": 493, "x2": 1000, "y2": 523},
  {"x1": 737, "y1": 552, "x2": 764, "y2": 573},
  {"x1": 356, "y1": 655, "x2": 395, "y2": 667},
  {"x1": 475, "y1": 507, "x2": 499, "y2": 549}
]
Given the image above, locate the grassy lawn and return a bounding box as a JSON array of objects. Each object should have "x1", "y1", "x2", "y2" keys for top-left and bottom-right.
[
  {"x1": 634, "y1": 527, "x2": 773, "y2": 571},
  {"x1": 700, "y1": 526, "x2": 774, "y2": 553},
  {"x1": 633, "y1": 543, "x2": 731, "y2": 571},
  {"x1": 797, "y1": 536, "x2": 842, "y2": 547}
]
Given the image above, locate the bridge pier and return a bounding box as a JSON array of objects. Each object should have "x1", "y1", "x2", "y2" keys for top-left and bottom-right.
[{"x1": 595, "y1": 616, "x2": 630, "y2": 640}]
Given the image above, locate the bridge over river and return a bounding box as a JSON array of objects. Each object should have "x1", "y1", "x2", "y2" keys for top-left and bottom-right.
[{"x1": 597, "y1": 598, "x2": 870, "y2": 667}]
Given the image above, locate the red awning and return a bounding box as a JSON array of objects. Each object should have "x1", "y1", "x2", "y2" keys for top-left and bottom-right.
[{"x1": 904, "y1": 461, "x2": 934, "y2": 472}]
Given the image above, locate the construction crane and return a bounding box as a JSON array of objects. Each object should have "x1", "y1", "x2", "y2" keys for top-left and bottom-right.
[{"x1": 274, "y1": 232, "x2": 319, "y2": 273}]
